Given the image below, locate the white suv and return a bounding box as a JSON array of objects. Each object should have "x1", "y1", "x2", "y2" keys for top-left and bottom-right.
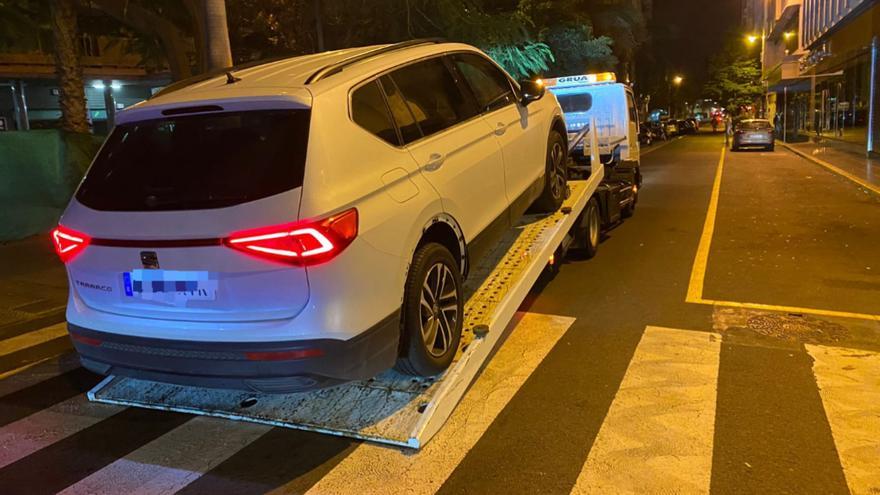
[{"x1": 53, "y1": 40, "x2": 569, "y2": 393}]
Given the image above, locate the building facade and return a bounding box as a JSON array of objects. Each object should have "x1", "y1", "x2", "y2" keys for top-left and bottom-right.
[
  {"x1": 751, "y1": 0, "x2": 879, "y2": 155},
  {"x1": 1, "y1": 33, "x2": 170, "y2": 134}
]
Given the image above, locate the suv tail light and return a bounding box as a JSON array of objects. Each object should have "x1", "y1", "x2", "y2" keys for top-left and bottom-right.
[
  {"x1": 52, "y1": 225, "x2": 90, "y2": 263},
  {"x1": 224, "y1": 208, "x2": 358, "y2": 266}
]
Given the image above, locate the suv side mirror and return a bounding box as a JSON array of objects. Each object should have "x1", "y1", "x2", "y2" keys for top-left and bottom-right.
[{"x1": 519, "y1": 79, "x2": 545, "y2": 106}]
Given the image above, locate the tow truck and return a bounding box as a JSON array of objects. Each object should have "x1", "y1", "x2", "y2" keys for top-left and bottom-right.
[
  {"x1": 545, "y1": 72, "x2": 643, "y2": 225},
  {"x1": 88, "y1": 120, "x2": 615, "y2": 450}
]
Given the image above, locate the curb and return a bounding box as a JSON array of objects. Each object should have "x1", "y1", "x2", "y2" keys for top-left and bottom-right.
[{"x1": 779, "y1": 142, "x2": 880, "y2": 196}]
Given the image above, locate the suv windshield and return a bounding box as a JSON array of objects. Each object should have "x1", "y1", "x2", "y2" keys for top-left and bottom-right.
[
  {"x1": 555, "y1": 93, "x2": 593, "y2": 113},
  {"x1": 77, "y1": 110, "x2": 310, "y2": 211}
]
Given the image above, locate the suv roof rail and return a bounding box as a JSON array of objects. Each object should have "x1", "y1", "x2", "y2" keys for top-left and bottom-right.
[{"x1": 305, "y1": 38, "x2": 446, "y2": 84}]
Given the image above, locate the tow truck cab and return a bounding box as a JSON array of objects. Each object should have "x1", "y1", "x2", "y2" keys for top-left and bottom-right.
[
  {"x1": 545, "y1": 72, "x2": 642, "y2": 226},
  {"x1": 544, "y1": 72, "x2": 640, "y2": 166}
]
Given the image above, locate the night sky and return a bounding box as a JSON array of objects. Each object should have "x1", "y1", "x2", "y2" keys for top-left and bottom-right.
[{"x1": 642, "y1": 0, "x2": 744, "y2": 102}]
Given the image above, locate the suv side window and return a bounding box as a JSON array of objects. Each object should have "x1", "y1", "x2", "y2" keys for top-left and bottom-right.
[
  {"x1": 379, "y1": 75, "x2": 422, "y2": 144},
  {"x1": 388, "y1": 57, "x2": 479, "y2": 139},
  {"x1": 351, "y1": 80, "x2": 399, "y2": 145},
  {"x1": 451, "y1": 53, "x2": 515, "y2": 113}
]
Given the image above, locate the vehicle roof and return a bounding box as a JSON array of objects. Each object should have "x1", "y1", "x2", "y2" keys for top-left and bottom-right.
[
  {"x1": 739, "y1": 119, "x2": 771, "y2": 123},
  {"x1": 121, "y1": 42, "x2": 483, "y2": 116}
]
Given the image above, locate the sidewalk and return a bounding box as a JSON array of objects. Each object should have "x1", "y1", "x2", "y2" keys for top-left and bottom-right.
[
  {"x1": 0, "y1": 235, "x2": 68, "y2": 329},
  {"x1": 781, "y1": 137, "x2": 880, "y2": 193}
]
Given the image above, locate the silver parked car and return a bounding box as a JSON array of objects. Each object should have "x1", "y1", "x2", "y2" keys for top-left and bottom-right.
[{"x1": 732, "y1": 119, "x2": 775, "y2": 151}]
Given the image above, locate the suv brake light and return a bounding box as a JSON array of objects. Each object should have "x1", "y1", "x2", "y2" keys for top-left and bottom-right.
[
  {"x1": 224, "y1": 208, "x2": 358, "y2": 266},
  {"x1": 52, "y1": 225, "x2": 90, "y2": 262}
]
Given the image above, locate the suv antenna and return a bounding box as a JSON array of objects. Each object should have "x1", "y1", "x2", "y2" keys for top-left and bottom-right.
[{"x1": 226, "y1": 72, "x2": 241, "y2": 84}]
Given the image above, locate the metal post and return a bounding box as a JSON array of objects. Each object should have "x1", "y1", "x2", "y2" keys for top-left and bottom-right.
[
  {"x1": 868, "y1": 36, "x2": 878, "y2": 155},
  {"x1": 783, "y1": 86, "x2": 788, "y2": 142},
  {"x1": 103, "y1": 80, "x2": 116, "y2": 130},
  {"x1": 12, "y1": 80, "x2": 29, "y2": 131}
]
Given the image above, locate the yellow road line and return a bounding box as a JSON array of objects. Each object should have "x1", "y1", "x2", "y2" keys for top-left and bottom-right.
[
  {"x1": 690, "y1": 297, "x2": 880, "y2": 322},
  {"x1": 0, "y1": 323, "x2": 68, "y2": 356},
  {"x1": 780, "y1": 142, "x2": 880, "y2": 195},
  {"x1": 685, "y1": 145, "x2": 726, "y2": 303}
]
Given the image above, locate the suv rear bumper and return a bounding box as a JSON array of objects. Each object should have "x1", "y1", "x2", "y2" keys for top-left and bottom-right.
[{"x1": 68, "y1": 311, "x2": 400, "y2": 394}]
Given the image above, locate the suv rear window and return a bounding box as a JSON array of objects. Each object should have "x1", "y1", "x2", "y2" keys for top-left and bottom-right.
[
  {"x1": 738, "y1": 121, "x2": 772, "y2": 130},
  {"x1": 77, "y1": 110, "x2": 310, "y2": 211}
]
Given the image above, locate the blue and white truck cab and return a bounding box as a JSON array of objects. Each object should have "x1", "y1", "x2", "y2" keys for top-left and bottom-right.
[
  {"x1": 544, "y1": 72, "x2": 642, "y2": 221},
  {"x1": 544, "y1": 72, "x2": 641, "y2": 167}
]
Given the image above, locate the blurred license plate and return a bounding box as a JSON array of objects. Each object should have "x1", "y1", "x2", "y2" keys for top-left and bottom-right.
[{"x1": 123, "y1": 270, "x2": 217, "y2": 301}]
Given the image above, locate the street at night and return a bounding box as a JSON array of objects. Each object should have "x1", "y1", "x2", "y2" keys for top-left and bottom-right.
[
  {"x1": 2, "y1": 0, "x2": 880, "y2": 493},
  {"x1": 1, "y1": 131, "x2": 878, "y2": 494}
]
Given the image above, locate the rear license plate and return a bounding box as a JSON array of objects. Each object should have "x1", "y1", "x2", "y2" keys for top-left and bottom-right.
[{"x1": 123, "y1": 270, "x2": 218, "y2": 302}]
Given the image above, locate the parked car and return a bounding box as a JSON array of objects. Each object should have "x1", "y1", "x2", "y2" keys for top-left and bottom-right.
[
  {"x1": 677, "y1": 119, "x2": 696, "y2": 134},
  {"x1": 662, "y1": 118, "x2": 679, "y2": 137},
  {"x1": 52, "y1": 40, "x2": 569, "y2": 393},
  {"x1": 686, "y1": 117, "x2": 700, "y2": 132},
  {"x1": 732, "y1": 119, "x2": 775, "y2": 151},
  {"x1": 639, "y1": 122, "x2": 654, "y2": 146}
]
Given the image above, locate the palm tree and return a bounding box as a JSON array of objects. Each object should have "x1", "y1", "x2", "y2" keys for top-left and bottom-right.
[
  {"x1": 50, "y1": 0, "x2": 89, "y2": 133},
  {"x1": 202, "y1": 0, "x2": 233, "y2": 70}
]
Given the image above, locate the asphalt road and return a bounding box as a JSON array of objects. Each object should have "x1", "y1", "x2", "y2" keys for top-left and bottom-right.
[{"x1": 0, "y1": 131, "x2": 878, "y2": 494}]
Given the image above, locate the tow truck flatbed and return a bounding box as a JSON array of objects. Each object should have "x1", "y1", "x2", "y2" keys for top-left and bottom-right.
[{"x1": 87, "y1": 174, "x2": 602, "y2": 450}]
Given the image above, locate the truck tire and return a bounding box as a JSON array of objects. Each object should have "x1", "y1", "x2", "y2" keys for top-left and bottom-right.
[
  {"x1": 396, "y1": 242, "x2": 463, "y2": 377},
  {"x1": 532, "y1": 130, "x2": 567, "y2": 213},
  {"x1": 582, "y1": 197, "x2": 600, "y2": 259}
]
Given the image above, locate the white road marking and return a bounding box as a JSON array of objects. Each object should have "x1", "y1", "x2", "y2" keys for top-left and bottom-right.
[
  {"x1": 59, "y1": 416, "x2": 271, "y2": 495},
  {"x1": 0, "y1": 395, "x2": 122, "y2": 469},
  {"x1": 571, "y1": 326, "x2": 721, "y2": 495},
  {"x1": 295, "y1": 312, "x2": 574, "y2": 495},
  {"x1": 807, "y1": 344, "x2": 880, "y2": 495},
  {"x1": 0, "y1": 323, "x2": 68, "y2": 356}
]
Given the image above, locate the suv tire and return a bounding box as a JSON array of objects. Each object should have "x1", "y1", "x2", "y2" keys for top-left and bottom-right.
[
  {"x1": 532, "y1": 130, "x2": 567, "y2": 213},
  {"x1": 396, "y1": 242, "x2": 463, "y2": 376}
]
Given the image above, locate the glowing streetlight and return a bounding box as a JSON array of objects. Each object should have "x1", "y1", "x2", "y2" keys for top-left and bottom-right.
[
  {"x1": 783, "y1": 31, "x2": 795, "y2": 41},
  {"x1": 673, "y1": 75, "x2": 683, "y2": 86},
  {"x1": 746, "y1": 34, "x2": 759, "y2": 44}
]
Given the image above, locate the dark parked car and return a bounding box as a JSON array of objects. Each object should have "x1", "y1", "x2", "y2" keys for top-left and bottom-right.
[
  {"x1": 677, "y1": 119, "x2": 696, "y2": 135},
  {"x1": 732, "y1": 119, "x2": 775, "y2": 151},
  {"x1": 649, "y1": 121, "x2": 668, "y2": 140}
]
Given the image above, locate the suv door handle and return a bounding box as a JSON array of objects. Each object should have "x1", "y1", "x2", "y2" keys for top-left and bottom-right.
[
  {"x1": 494, "y1": 122, "x2": 507, "y2": 135},
  {"x1": 425, "y1": 153, "x2": 445, "y2": 171}
]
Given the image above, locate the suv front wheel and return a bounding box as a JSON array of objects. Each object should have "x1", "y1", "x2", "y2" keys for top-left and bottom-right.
[
  {"x1": 532, "y1": 130, "x2": 568, "y2": 213},
  {"x1": 396, "y1": 242, "x2": 463, "y2": 376}
]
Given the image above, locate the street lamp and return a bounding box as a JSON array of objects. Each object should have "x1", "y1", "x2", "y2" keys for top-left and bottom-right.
[
  {"x1": 746, "y1": 34, "x2": 759, "y2": 45},
  {"x1": 669, "y1": 75, "x2": 683, "y2": 117}
]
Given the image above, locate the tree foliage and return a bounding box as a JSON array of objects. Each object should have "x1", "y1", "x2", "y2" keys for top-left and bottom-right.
[{"x1": 703, "y1": 35, "x2": 763, "y2": 111}]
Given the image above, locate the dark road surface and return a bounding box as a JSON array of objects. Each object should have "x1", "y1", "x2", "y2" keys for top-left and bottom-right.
[{"x1": 0, "y1": 132, "x2": 878, "y2": 494}]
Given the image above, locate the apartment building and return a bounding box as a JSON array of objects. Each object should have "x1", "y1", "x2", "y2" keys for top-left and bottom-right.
[{"x1": 750, "y1": 0, "x2": 879, "y2": 154}]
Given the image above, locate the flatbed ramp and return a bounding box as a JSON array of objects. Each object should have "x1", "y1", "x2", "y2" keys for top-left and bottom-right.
[{"x1": 88, "y1": 177, "x2": 600, "y2": 449}]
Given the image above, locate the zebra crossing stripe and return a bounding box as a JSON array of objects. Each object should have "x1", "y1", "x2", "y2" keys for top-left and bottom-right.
[
  {"x1": 299, "y1": 312, "x2": 574, "y2": 495},
  {"x1": 572, "y1": 326, "x2": 720, "y2": 494},
  {"x1": 807, "y1": 344, "x2": 880, "y2": 495},
  {"x1": 0, "y1": 395, "x2": 122, "y2": 469},
  {"x1": 58, "y1": 416, "x2": 271, "y2": 495},
  {"x1": 0, "y1": 323, "x2": 68, "y2": 357}
]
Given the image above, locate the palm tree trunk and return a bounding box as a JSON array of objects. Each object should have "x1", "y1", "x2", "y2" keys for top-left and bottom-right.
[
  {"x1": 202, "y1": 0, "x2": 232, "y2": 70},
  {"x1": 51, "y1": 0, "x2": 89, "y2": 133}
]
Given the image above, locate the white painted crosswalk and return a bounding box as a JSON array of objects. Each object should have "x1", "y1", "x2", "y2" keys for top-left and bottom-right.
[
  {"x1": 572, "y1": 326, "x2": 720, "y2": 495},
  {"x1": 807, "y1": 344, "x2": 880, "y2": 495},
  {"x1": 0, "y1": 317, "x2": 878, "y2": 494}
]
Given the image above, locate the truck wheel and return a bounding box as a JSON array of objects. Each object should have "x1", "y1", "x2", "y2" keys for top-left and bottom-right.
[
  {"x1": 532, "y1": 130, "x2": 567, "y2": 213},
  {"x1": 583, "y1": 197, "x2": 600, "y2": 259},
  {"x1": 396, "y1": 242, "x2": 463, "y2": 377}
]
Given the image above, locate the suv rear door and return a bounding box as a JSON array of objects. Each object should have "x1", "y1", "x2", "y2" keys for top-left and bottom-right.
[{"x1": 385, "y1": 56, "x2": 508, "y2": 255}]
